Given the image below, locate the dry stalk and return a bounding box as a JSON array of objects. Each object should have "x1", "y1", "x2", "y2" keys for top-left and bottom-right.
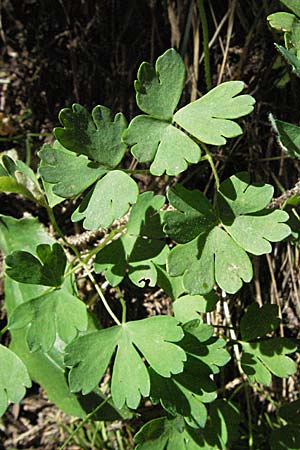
[{"x1": 217, "y1": 0, "x2": 237, "y2": 84}]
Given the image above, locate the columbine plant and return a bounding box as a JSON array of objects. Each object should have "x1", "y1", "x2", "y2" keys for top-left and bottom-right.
[{"x1": 0, "y1": 48, "x2": 297, "y2": 449}]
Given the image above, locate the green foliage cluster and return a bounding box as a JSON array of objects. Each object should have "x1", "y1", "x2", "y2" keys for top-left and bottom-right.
[
  {"x1": 268, "y1": 0, "x2": 300, "y2": 77},
  {"x1": 0, "y1": 45, "x2": 298, "y2": 449}
]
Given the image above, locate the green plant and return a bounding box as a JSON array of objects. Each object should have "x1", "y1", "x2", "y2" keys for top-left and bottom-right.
[
  {"x1": 267, "y1": 0, "x2": 300, "y2": 77},
  {"x1": 0, "y1": 48, "x2": 298, "y2": 449}
]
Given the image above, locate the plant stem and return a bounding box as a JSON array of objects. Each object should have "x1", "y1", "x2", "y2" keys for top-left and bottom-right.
[
  {"x1": 116, "y1": 286, "x2": 127, "y2": 323},
  {"x1": 63, "y1": 225, "x2": 127, "y2": 279},
  {"x1": 116, "y1": 429, "x2": 125, "y2": 450},
  {"x1": 122, "y1": 169, "x2": 150, "y2": 174},
  {"x1": 223, "y1": 299, "x2": 244, "y2": 375},
  {"x1": 0, "y1": 325, "x2": 8, "y2": 336},
  {"x1": 201, "y1": 143, "x2": 220, "y2": 188},
  {"x1": 46, "y1": 206, "x2": 80, "y2": 258},
  {"x1": 87, "y1": 291, "x2": 99, "y2": 307},
  {"x1": 91, "y1": 421, "x2": 101, "y2": 449},
  {"x1": 197, "y1": 0, "x2": 212, "y2": 91},
  {"x1": 83, "y1": 264, "x2": 121, "y2": 326},
  {"x1": 180, "y1": 0, "x2": 194, "y2": 57},
  {"x1": 120, "y1": 298, "x2": 127, "y2": 324},
  {"x1": 59, "y1": 396, "x2": 111, "y2": 450},
  {"x1": 0, "y1": 133, "x2": 26, "y2": 142},
  {"x1": 253, "y1": 155, "x2": 289, "y2": 162},
  {"x1": 245, "y1": 383, "x2": 254, "y2": 450},
  {"x1": 101, "y1": 421, "x2": 108, "y2": 441},
  {"x1": 28, "y1": 132, "x2": 52, "y2": 137},
  {"x1": 25, "y1": 134, "x2": 32, "y2": 166},
  {"x1": 228, "y1": 381, "x2": 245, "y2": 401},
  {"x1": 223, "y1": 297, "x2": 254, "y2": 447},
  {"x1": 85, "y1": 226, "x2": 127, "y2": 260},
  {"x1": 48, "y1": 207, "x2": 121, "y2": 325}
]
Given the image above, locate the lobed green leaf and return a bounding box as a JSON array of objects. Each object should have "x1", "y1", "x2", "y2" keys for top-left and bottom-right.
[
  {"x1": 124, "y1": 116, "x2": 201, "y2": 176},
  {"x1": 155, "y1": 265, "x2": 185, "y2": 300},
  {"x1": 39, "y1": 141, "x2": 106, "y2": 198},
  {"x1": 54, "y1": 104, "x2": 127, "y2": 168},
  {"x1": 164, "y1": 184, "x2": 216, "y2": 244},
  {"x1": 168, "y1": 228, "x2": 253, "y2": 295},
  {"x1": 241, "y1": 338, "x2": 297, "y2": 385},
  {"x1": 173, "y1": 81, "x2": 255, "y2": 146},
  {"x1": 150, "y1": 357, "x2": 215, "y2": 429},
  {"x1": 173, "y1": 293, "x2": 218, "y2": 324},
  {"x1": 134, "y1": 416, "x2": 194, "y2": 450},
  {"x1": 65, "y1": 315, "x2": 186, "y2": 409},
  {"x1": 0, "y1": 345, "x2": 31, "y2": 416},
  {"x1": 267, "y1": 12, "x2": 298, "y2": 32},
  {"x1": 134, "y1": 399, "x2": 240, "y2": 450},
  {"x1": 72, "y1": 170, "x2": 138, "y2": 230},
  {"x1": 179, "y1": 322, "x2": 230, "y2": 375},
  {"x1": 240, "y1": 303, "x2": 280, "y2": 341},
  {"x1": 135, "y1": 48, "x2": 185, "y2": 120},
  {"x1": 271, "y1": 118, "x2": 300, "y2": 158},
  {"x1": 280, "y1": 0, "x2": 300, "y2": 18},
  {"x1": 9, "y1": 288, "x2": 88, "y2": 352},
  {"x1": 94, "y1": 192, "x2": 168, "y2": 287},
  {"x1": 6, "y1": 243, "x2": 66, "y2": 287},
  {"x1": 224, "y1": 210, "x2": 290, "y2": 255},
  {"x1": 217, "y1": 172, "x2": 274, "y2": 216},
  {"x1": 165, "y1": 173, "x2": 290, "y2": 294},
  {"x1": 0, "y1": 156, "x2": 45, "y2": 205},
  {"x1": 0, "y1": 214, "x2": 127, "y2": 420},
  {"x1": 275, "y1": 44, "x2": 300, "y2": 77}
]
